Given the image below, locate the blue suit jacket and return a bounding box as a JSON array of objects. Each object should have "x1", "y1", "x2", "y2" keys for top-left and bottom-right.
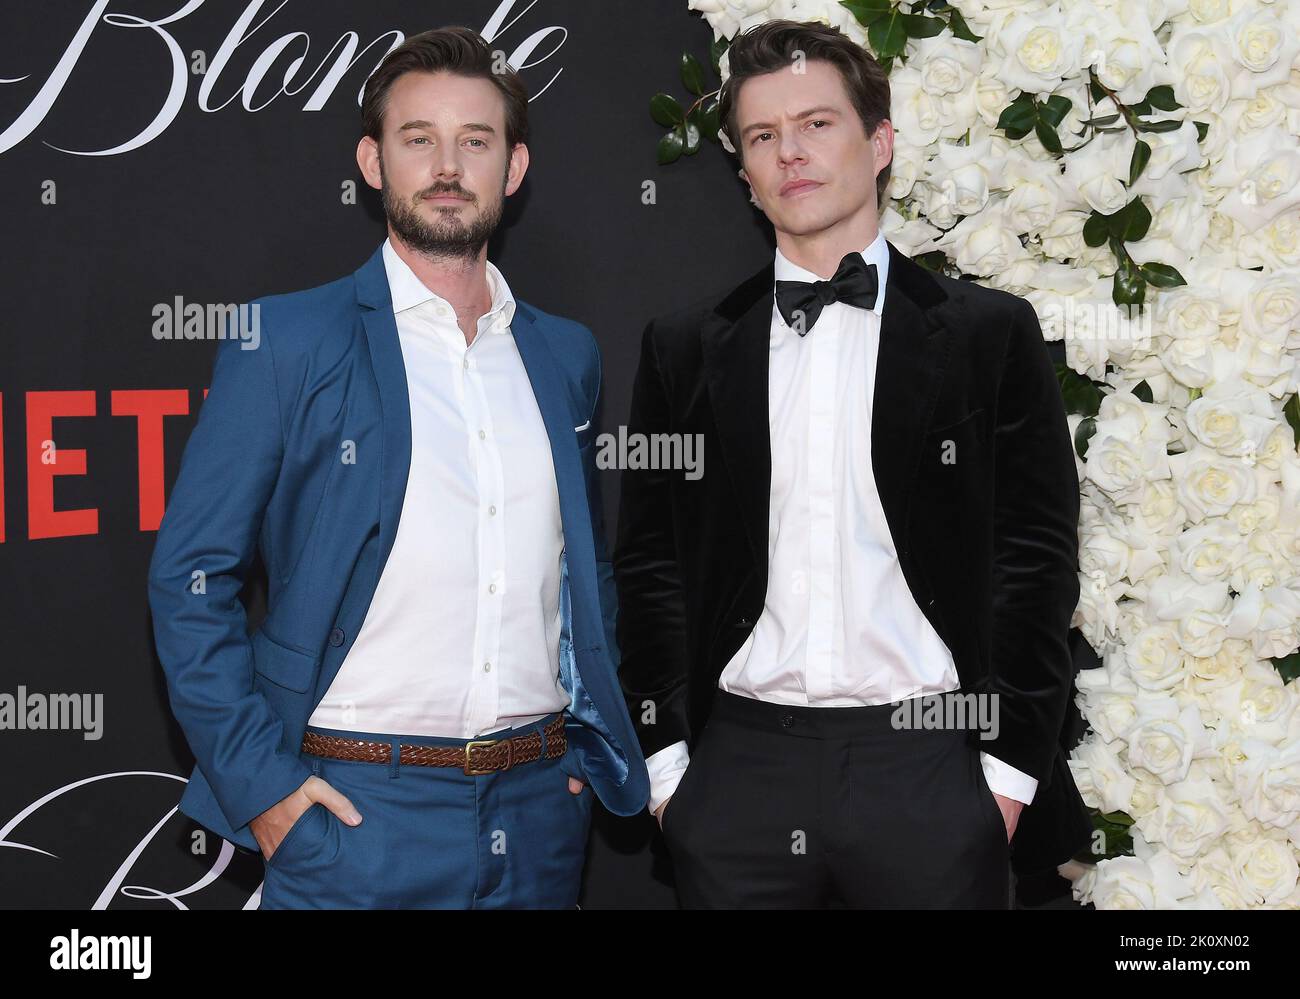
[{"x1": 148, "y1": 243, "x2": 649, "y2": 852}]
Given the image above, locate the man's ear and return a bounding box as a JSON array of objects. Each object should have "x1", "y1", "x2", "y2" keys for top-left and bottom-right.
[
  {"x1": 357, "y1": 135, "x2": 381, "y2": 191},
  {"x1": 739, "y1": 167, "x2": 759, "y2": 205},
  {"x1": 505, "y1": 142, "x2": 529, "y2": 196}
]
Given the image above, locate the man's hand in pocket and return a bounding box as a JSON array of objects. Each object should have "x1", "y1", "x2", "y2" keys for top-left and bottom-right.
[{"x1": 250, "y1": 774, "x2": 362, "y2": 861}]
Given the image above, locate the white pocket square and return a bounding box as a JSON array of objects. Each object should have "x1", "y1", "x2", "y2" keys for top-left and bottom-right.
[{"x1": 574, "y1": 420, "x2": 591, "y2": 432}]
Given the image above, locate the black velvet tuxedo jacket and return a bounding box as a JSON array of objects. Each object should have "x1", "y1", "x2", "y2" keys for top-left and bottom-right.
[{"x1": 612, "y1": 238, "x2": 1094, "y2": 876}]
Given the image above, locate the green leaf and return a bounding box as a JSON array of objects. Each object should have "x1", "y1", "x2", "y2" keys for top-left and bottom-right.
[
  {"x1": 1113, "y1": 251, "x2": 1146, "y2": 307},
  {"x1": 1146, "y1": 84, "x2": 1179, "y2": 111},
  {"x1": 1194, "y1": 120, "x2": 1209, "y2": 142},
  {"x1": 1115, "y1": 198, "x2": 1152, "y2": 241},
  {"x1": 1074, "y1": 415, "x2": 1097, "y2": 458},
  {"x1": 1034, "y1": 116, "x2": 1062, "y2": 154},
  {"x1": 657, "y1": 125, "x2": 685, "y2": 165},
  {"x1": 946, "y1": 7, "x2": 983, "y2": 42},
  {"x1": 1136, "y1": 118, "x2": 1185, "y2": 133},
  {"x1": 1139, "y1": 262, "x2": 1186, "y2": 288},
  {"x1": 1056, "y1": 364, "x2": 1104, "y2": 417},
  {"x1": 899, "y1": 13, "x2": 946, "y2": 37},
  {"x1": 683, "y1": 116, "x2": 702, "y2": 155},
  {"x1": 997, "y1": 94, "x2": 1037, "y2": 138},
  {"x1": 1129, "y1": 139, "x2": 1151, "y2": 186},
  {"x1": 699, "y1": 98, "x2": 720, "y2": 143},
  {"x1": 914, "y1": 250, "x2": 950, "y2": 272},
  {"x1": 841, "y1": 0, "x2": 891, "y2": 26},
  {"x1": 710, "y1": 37, "x2": 729, "y2": 75},
  {"x1": 1132, "y1": 379, "x2": 1153, "y2": 403},
  {"x1": 650, "y1": 93, "x2": 684, "y2": 128},
  {"x1": 1284, "y1": 393, "x2": 1300, "y2": 447},
  {"x1": 1274, "y1": 652, "x2": 1300, "y2": 684},
  {"x1": 1040, "y1": 94, "x2": 1072, "y2": 127},
  {"x1": 868, "y1": 9, "x2": 909, "y2": 58},
  {"x1": 1082, "y1": 212, "x2": 1110, "y2": 248},
  {"x1": 680, "y1": 53, "x2": 706, "y2": 97},
  {"x1": 1079, "y1": 113, "x2": 1121, "y2": 127}
]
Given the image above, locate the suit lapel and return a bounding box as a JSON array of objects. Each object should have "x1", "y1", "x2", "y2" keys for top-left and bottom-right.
[
  {"x1": 355, "y1": 245, "x2": 413, "y2": 594},
  {"x1": 510, "y1": 307, "x2": 595, "y2": 574},
  {"x1": 700, "y1": 239, "x2": 952, "y2": 574}
]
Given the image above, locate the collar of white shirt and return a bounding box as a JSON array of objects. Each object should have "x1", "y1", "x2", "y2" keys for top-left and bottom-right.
[
  {"x1": 381, "y1": 236, "x2": 517, "y2": 333},
  {"x1": 772, "y1": 228, "x2": 890, "y2": 321}
]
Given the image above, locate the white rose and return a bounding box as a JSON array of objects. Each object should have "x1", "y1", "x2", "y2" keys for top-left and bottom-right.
[
  {"x1": 1125, "y1": 624, "x2": 1188, "y2": 691},
  {"x1": 1207, "y1": 660, "x2": 1297, "y2": 747},
  {"x1": 1090, "y1": 852, "x2": 1197, "y2": 908},
  {"x1": 1141, "y1": 776, "x2": 1231, "y2": 860},
  {"x1": 1232, "y1": 738, "x2": 1300, "y2": 831},
  {"x1": 1167, "y1": 29, "x2": 1232, "y2": 114},
  {"x1": 1085, "y1": 433, "x2": 1171, "y2": 505},
  {"x1": 1191, "y1": 845, "x2": 1252, "y2": 908},
  {"x1": 1145, "y1": 575, "x2": 1231, "y2": 658},
  {"x1": 1184, "y1": 378, "x2": 1280, "y2": 459},
  {"x1": 1072, "y1": 733, "x2": 1139, "y2": 816},
  {"x1": 1240, "y1": 271, "x2": 1300, "y2": 346},
  {"x1": 1169, "y1": 447, "x2": 1258, "y2": 522},
  {"x1": 1168, "y1": 520, "x2": 1245, "y2": 586},
  {"x1": 1186, "y1": 639, "x2": 1249, "y2": 696},
  {"x1": 1062, "y1": 127, "x2": 1134, "y2": 216},
  {"x1": 994, "y1": 7, "x2": 1083, "y2": 94},
  {"x1": 1229, "y1": 831, "x2": 1300, "y2": 906},
  {"x1": 1125, "y1": 699, "x2": 1208, "y2": 784},
  {"x1": 1225, "y1": 582, "x2": 1300, "y2": 660}
]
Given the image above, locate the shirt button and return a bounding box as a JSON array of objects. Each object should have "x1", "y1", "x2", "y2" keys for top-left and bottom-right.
[
  {"x1": 488, "y1": 583, "x2": 497, "y2": 594},
  {"x1": 462, "y1": 358, "x2": 469, "y2": 369},
  {"x1": 489, "y1": 505, "x2": 497, "y2": 516},
  {"x1": 483, "y1": 661, "x2": 492, "y2": 672},
  {"x1": 478, "y1": 429, "x2": 486, "y2": 440}
]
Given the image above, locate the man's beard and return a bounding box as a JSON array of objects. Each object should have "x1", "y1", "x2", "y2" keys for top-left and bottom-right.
[{"x1": 380, "y1": 160, "x2": 507, "y2": 262}]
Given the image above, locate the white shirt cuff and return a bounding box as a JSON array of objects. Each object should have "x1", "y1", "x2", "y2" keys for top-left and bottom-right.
[
  {"x1": 980, "y1": 750, "x2": 1038, "y2": 805},
  {"x1": 645, "y1": 741, "x2": 690, "y2": 815}
]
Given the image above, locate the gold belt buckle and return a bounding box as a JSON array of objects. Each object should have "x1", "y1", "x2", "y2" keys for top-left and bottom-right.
[{"x1": 464, "y1": 738, "x2": 500, "y2": 775}]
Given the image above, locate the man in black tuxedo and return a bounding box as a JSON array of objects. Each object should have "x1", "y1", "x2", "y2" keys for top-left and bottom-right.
[{"x1": 613, "y1": 19, "x2": 1093, "y2": 908}]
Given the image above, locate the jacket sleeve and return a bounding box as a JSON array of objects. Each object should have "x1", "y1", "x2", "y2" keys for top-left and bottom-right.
[
  {"x1": 613, "y1": 319, "x2": 692, "y2": 756},
  {"x1": 977, "y1": 296, "x2": 1082, "y2": 789},
  {"x1": 147, "y1": 312, "x2": 313, "y2": 839}
]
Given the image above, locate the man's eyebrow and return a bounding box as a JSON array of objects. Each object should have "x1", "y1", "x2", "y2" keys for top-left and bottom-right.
[
  {"x1": 397, "y1": 119, "x2": 498, "y2": 134},
  {"x1": 740, "y1": 106, "x2": 841, "y2": 138}
]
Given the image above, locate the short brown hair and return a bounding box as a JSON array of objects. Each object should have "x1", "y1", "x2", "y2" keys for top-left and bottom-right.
[
  {"x1": 361, "y1": 26, "x2": 529, "y2": 149},
  {"x1": 718, "y1": 19, "x2": 891, "y2": 208}
]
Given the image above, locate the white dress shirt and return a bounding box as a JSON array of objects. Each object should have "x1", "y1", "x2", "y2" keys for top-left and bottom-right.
[
  {"x1": 307, "y1": 238, "x2": 568, "y2": 738},
  {"x1": 645, "y1": 230, "x2": 1038, "y2": 814}
]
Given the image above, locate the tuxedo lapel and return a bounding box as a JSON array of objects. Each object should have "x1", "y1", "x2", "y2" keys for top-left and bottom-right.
[
  {"x1": 870, "y1": 240, "x2": 952, "y2": 552},
  {"x1": 700, "y1": 240, "x2": 953, "y2": 576},
  {"x1": 700, "y1": 262, "x2": 775, "y2": 573}
]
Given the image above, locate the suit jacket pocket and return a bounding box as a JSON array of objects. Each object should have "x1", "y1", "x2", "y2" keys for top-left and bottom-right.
[{"x1": 251, "y1": 628, "x2": 321, "y2": 694}]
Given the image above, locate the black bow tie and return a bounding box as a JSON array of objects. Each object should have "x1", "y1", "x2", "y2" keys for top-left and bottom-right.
[{"x1": 774, "y1": 252, "x2": 879, "y2": 336}]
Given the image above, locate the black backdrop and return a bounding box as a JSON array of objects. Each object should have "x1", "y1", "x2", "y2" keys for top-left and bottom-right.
[{"x1": 0, "y1": 0, "x2": 778, "y2": 909}]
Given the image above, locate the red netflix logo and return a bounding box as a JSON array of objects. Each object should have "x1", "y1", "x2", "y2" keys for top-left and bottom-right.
[{"x1": 0, "y1": 388, "x2": 207, "y2": 542}]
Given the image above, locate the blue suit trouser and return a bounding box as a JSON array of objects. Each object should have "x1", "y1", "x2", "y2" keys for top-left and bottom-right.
[{"x1": 258, "y1": 710, "x2": 593, "y2": 909}]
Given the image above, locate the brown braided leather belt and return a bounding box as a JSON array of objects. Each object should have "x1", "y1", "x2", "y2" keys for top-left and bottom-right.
[{"x1": 300, "y1": 713, "x2": 567, "y2": 775}]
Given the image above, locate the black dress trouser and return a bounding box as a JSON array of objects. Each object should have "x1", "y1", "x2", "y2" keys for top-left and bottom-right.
[{"x1": 661, "y1": 689, "x2": 1013, "y2": 908}]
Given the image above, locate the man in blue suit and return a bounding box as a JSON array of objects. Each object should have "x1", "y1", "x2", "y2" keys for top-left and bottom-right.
[{"x1": 148, "y1": 26, "x2": 648, "y2": 909}]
